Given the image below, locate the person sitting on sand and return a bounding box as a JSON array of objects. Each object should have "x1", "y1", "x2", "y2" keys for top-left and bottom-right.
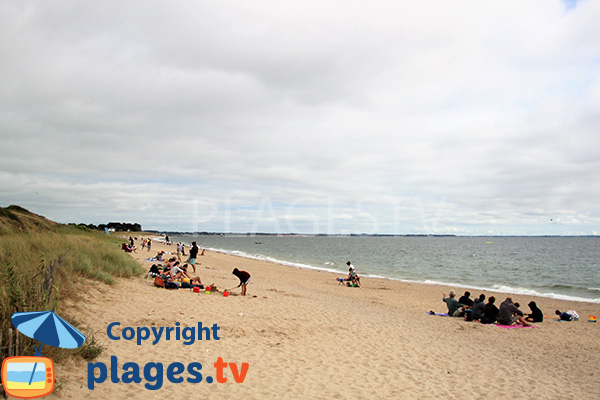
[
  {"x1": 497, "y1": 297, "x2": 530, "y2": 326},
  {"x1": 181, "y1": 264, "x2": 203, "y2": 285},
  {"x1": 163, "y1": 275, "x2": 203, "y2": 289},
  {"x1": 458, "y1": 291, "x2": 474, "y2": 308},
  {"x1": 166, "y1": 261, "x2": 185, "y2": 279},
  {"x1": 481, "y1": 296, "x2": 499, "y2": 324},
  {"x1": 443, "y1": 291, "x2": 465, "y2": 317},
  {"x1": 148, "y1": 264, "x2": 162, "y2": 278},
  {"x1": 525, "y1": 301, "x2": 544, "y2": 323},
  {"x1": 122, "y1": 243, "x2": 133, "y2": 252},
  {"x1": 166, "y1": 263, "x2": 202, "y2": 285},
  {"x1": 232, "y1": 268, "x2": 251, "y2": 296},
  {"x1": 472, "y1": 294, "x2": 486, "y2": 321},
  {"x1": 161, "y1": 257, "x2": 176, "y2": 274},
  {"x1": 338, "y1": 266, "x2": 361, "y2": 287}
]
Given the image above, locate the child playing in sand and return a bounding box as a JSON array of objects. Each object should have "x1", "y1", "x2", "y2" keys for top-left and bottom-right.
[
  {"x1": 232, "y1": 268, "x2": 251, "y2": 296},
  {"x1": 555, "y1": 309, "x2": 579, "y2": 321}
]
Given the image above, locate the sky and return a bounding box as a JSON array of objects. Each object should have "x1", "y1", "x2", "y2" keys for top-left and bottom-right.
[{"x1": 1, "y1": 0, "x2": 599, "y2": 235}]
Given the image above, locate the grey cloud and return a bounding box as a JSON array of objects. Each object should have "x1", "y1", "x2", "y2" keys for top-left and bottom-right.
[{"x1": 1, "y1": 1, "x2": 599, "y2": 234}]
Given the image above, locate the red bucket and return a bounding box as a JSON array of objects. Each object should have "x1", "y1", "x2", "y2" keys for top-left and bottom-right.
[
  {"x1": 192, "y1": 287, "x2": 200, "y2": 293},
  {"x1": 223, "y1": 291, "x2": 229, "y2": 297}
]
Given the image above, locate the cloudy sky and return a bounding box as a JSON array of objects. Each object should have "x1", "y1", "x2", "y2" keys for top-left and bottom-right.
[{"x1": 1, "y1": 0, "x2": 599, "y2": 235}]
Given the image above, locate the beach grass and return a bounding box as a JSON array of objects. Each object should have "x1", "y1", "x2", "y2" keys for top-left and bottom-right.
[{"x1": 0, "y1": 217, "x2": 144, "y2": 373}]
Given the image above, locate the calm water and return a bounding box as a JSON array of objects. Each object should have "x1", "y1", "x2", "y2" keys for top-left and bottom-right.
[{"x1": 167, "y1": 235, "x2": 600, "y2": 303}]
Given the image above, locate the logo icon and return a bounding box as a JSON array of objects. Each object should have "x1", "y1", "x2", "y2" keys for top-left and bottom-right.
[{"x1": 1, "y1": 311, "x2": 86, "y2": 399}]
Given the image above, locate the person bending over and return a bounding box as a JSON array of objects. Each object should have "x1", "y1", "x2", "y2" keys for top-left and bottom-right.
[{"x1": 232, "y1": 268, "x2": 251, "y2": 296}]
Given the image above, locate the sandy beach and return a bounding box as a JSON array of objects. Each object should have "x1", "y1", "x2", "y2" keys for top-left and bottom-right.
[{"x1": 42, "y1": 237, "x2": 600, "y2": 400}]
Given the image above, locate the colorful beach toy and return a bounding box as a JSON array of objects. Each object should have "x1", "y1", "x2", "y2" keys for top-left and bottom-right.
[
  {"x1": 589, "y1": 316, "x2": 596, "y2": 322},
  {"x1": 223, "y1": 291, "x2": 229, "y2": 297}
]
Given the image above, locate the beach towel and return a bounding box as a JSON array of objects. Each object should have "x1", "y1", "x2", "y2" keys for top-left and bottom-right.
[
  {"x1": 426, "y1": 312, "x2": 450, "y2": 317},
  {"x1": 492, "y1": 324, "x2": 538, "y2": 329}
]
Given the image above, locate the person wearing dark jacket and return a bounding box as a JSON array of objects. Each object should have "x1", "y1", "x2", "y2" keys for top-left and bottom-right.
[
  {"x1": 497, "y1": 297, "x2": 530, "y2": 326},
  {"x1": 472, "y1": 294, "x2": 486, "y2": 320},
  {"x1": 458, "y1": 291, "x2": 474, "y2": 308},
  {"x1": 481, "y1": 296, "x2": 499, "y2": 324},
  {"x1": 526, "y1": 301, "x2": 544, "y2": 323},
  {"x1": 188, "y1": 242, "x2": 200, "y2": 273}
]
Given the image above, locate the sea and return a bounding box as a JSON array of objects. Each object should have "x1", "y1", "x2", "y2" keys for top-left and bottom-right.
[{"x1": 166, "y1": 235, "x2": 600, "y2": 303}]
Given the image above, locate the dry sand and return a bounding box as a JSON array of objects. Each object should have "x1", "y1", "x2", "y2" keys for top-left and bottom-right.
[{"x1": 42, "y1": 237, "x2": 600, "y2": 399}]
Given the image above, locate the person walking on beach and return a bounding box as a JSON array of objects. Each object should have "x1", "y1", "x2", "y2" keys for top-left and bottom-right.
[
  {"x1": 176, "y1": 242, "x2": 183, "y2": 262},
  {"x1": 147, "y1": 238, "x2": 152, "y2": 252},
  {"x1": 189, "y1": 241, "x2": 199, "y2": 272},
  {"x1": 232, "y1": 268, "x2": 251, "y2": 296}
]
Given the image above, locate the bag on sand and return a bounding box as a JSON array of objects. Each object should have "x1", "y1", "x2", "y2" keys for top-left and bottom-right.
[{"x1": 154, "y1": 276, "x2": 165, "y2": 288}]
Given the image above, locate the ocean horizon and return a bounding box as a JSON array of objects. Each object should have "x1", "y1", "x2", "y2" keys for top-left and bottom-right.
[{"x1": 162, "y1": 234, "x2": 600, "y2": 304}]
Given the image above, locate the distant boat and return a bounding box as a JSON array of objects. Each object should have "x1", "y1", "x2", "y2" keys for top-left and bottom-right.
[
  {"x1": 255, "y1": 242, "x2": 262, "y2": 244},
  {"x1": 486, "y1": 241, "x2": 494, "y2": 244}
]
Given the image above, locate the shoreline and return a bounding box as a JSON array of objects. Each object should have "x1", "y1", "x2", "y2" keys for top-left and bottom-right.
[
  {"x1": 46, "y1": 236, "x2": 600, "y2": 399},
  {"x1": 154, "y1": 235, "x2": 600, "y2": 304}
]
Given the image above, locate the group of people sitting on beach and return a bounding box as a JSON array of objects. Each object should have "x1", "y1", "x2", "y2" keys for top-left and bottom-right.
[
  {"x1": 150, "y1": 257, "x2": 204, "y2": 289},
  {"x1": 121, "y1": 237, "x2": 138, "y2": 253},
  {"x1": 440, "y1": 290, "x2": 579, "y2": 325},
  {"x1": 441, "y1": 291, "x2": 539, "y2": 326},
  {"x1": 121, "y1": 242, "x2": 136, "y2": 253},
  {"x1": 140, "y1": 237, "x2": 252, "y2": 296},
  {"x1": 149, "y1": 259, "x2": 251, "y2": 296}
]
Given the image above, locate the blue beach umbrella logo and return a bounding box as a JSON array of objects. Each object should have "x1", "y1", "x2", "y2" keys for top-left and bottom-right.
[
  {"x1": 11, "y1": 311, "x2": 86, "y2": 354},
  {"x1": 1, "y1": 311, "x2": 86, "y2": 399}
]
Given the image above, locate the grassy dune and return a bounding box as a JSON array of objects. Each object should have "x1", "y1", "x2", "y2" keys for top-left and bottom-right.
[{"x1": 0, "y1": 206, "x2": 145, "y2": 384}]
